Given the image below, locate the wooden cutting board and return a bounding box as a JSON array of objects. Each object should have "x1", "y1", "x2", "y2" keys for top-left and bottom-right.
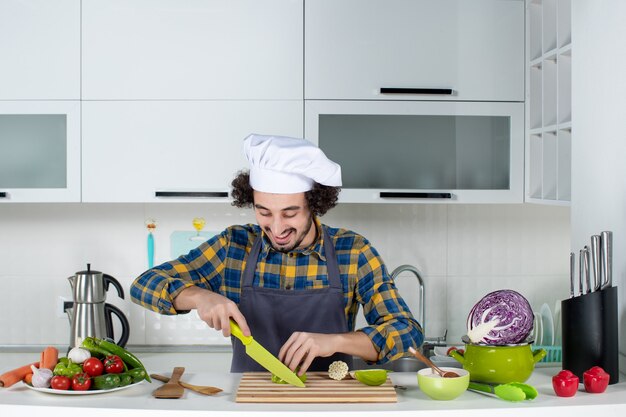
[{"x1": 235, "y1": 371, "x2": 397, "y2": 403}]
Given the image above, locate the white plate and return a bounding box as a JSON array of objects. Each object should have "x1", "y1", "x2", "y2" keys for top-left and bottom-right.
[
  {"x1": 24, "y1": 380, "x2": 144, "y2": 395},
  {"x1": 532, "y1": 311, "x2": 543, "y2": 345},
  {"x1": 540, "y1": 303, "x2": 554, "y2": 346}
]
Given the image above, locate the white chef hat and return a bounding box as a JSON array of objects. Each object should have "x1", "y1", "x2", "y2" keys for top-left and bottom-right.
[{"x1": 243, "y1": 134, "x2": 342, "y2": 193}]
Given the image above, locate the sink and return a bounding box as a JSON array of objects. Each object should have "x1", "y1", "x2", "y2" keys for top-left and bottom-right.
[{"x1": 351, "y1": 356, "x2": 428, "y2": 372}]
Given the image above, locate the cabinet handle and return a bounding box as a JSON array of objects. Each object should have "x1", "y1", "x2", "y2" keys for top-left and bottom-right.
[
  {"x1": 155, "y1": 191, "x2": 229, "y2": 198},
  {"x1": 0, "y1": 192, "x2": 7, "y2": 198},
  {"x1": 380, "y1": 192, "x2": 452, "y2": 199},
  {"x1": 380, "y1": 88, "x2": 453, "y2": 95}
]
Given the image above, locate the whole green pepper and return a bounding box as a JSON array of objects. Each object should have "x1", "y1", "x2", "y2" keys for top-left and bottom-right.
[
  {"x1": 89, "y1": 337, "x2": 151, "y2": 383},
  {"x1": 81, "y1": 337, "x2": 115, "y2": 358},
  {"x1": 118, "y1": 373, "x2": 133, "y2": 387},
  {"x1": 93, "y1": 373, "x2": 121, "y2": 390},
  {"x1": 53, "y1": 361, "x2": 83, "y2": 378},
  {"x1": 125, "y1": 368, "x2": 147, "y2": 383}
]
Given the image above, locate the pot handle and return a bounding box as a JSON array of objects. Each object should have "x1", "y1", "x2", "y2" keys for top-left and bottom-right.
[
  {"x1": 449, "y1": 349, "x2": 465, "y2": 364},
  {"x1": 532, "y1": 348, "x2": 547, "y2": 364},
  {"x1": 105, "y1": 303, "x2": 130, "y2": 348}
]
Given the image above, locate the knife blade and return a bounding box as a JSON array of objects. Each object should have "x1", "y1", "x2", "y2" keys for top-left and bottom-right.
[
  {"x1": 229, "y1": 320, "x2": 305, "y2": 388},
  {"x1": 601, "y1": 231, "x2": 613, "y2": 289},
  {"x1": 578, "y1": 249, "x2": 584, "y2": 296},
  {"x1": 569, "y1": 252, "x2": 575, "y2": 298},
  {"x1": 590, "y1": 235, "x2": 602, "y2": 292},
  {"x1": 583, "y1": 246, "x2": 591, "y2": 294}
]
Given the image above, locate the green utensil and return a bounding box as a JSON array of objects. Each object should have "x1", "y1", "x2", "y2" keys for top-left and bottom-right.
[
  {"x1": 468, "y1": 381, "x2": 537, "y2": 402},
  {"x1": 507, "y1": 381, "x2": 538, "y2": 400}
]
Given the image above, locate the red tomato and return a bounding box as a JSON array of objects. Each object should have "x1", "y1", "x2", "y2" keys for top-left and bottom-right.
[
  {"x1": 583, "y1": 366, "x2": 610, "y2": 393},
  {"x1": 50, "y1": 375, "x2": 71, "y2": 390},
  {"x1": 552, "y1": 369, "x2": 579, "y2": 397},
  {"x1": 82, "y1": 357, "x2": 104, "y2": 377},
  {"x1": 104, "y1": 355, "x2": 124, "y2": 374},
  {"x1": 71, "y1": 372, "x2": 92, "y2": 391}
]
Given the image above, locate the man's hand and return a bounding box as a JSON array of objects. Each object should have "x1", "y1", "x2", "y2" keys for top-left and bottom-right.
[
  {"x1": 278, "y1": 332, "x2": 338, "y2": 375},
  {"x1": 173, "y1": 286, "x2": 250, "y2": 337},
  {"x1": 278, "y1": 331, "x2": 380, "y2": 375}
]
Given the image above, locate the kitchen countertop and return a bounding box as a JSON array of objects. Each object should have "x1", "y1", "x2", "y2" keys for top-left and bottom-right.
[{"x1": 1, "y1": 351, "x2": 625, "y2": 416}]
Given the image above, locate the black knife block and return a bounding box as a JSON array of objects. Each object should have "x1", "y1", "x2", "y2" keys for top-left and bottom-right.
[{"x1": 561, "y1": 286, "x2": 619, "y2": 384}]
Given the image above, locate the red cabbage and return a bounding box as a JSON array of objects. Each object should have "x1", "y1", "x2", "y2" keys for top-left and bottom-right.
[{"x1": 466, "y1": 289, "x2": 534, "y2": 345}]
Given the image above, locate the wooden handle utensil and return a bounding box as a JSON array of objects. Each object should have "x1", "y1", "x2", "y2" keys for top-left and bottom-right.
[
  {"x1": 151, "y1": 373, "x2": 222, "y2": 396},
  {"x1": 152, "y1": 367, "x2": 185, "y2": 399}
]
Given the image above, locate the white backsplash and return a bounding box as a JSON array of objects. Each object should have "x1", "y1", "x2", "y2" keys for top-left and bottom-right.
[{"x1": 0, "y1": 203, "x2": 570, "y2": 347}]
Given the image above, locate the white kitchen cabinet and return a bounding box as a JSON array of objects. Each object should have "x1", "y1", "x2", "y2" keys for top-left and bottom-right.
[
  {"x1": 525, "y1": 0, "x2": 572, "y2": 205},
  {"x1": 0, "y1": 101, "x2": 81, "y2": 202},
  {"x1": 305, "y1": 0, "x2": 524, "y2": 102},
  {"x1": 82, "y1": 0, "x2": 303, "y2": 100},
  {"x1": 305, "y1": 100, "x2": 524, "y2": 204},
  {"x1": 82, "y1": 101, "x2": 303, "y2": 202},
  {"x1": 0, "y1": 0, "x2": 80, "y2": 99}
]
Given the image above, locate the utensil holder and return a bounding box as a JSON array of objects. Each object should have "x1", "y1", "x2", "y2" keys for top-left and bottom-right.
[{"x1": 561, "y1": 286, "x2": 619, "y2": 384}]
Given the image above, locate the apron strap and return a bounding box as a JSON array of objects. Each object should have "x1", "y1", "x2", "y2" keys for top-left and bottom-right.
[
  {"x1": 322, "y1": 226, "x2": 342, "y2": 290},
  {"x1": 242, "y1": 233, "x2": 263, "y2": 288}
]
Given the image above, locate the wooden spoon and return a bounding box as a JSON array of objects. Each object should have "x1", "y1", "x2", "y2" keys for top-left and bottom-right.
[
  {"x1": 408, "y1": 347, "x2": 460, "y2": 378},
  {"x1": 151, "y1": 374, "x2": 223, "y2": 396},
  {"x1": 152, "y1": 367, "x2": 185, "y2": 398}
]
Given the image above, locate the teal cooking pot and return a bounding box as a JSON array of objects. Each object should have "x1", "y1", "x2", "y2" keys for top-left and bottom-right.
[{"x1": 449, "y1": 343, "x2": 546, "y2": 384}]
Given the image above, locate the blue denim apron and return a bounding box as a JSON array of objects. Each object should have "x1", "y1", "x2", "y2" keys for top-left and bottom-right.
[{"x1": 231, "y1": 226, "x2": 354, "y2": 372}]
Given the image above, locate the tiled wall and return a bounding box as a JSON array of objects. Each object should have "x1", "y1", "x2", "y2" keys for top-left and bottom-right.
[{"x1": 0, "y1": 203, "x2": 570, "y2": 347}]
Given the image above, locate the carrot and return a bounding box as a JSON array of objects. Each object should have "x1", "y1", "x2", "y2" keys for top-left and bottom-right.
[
  {"x1": 0, "y1": 362, "x2": 39, "y2": 388},
  {"x1": 23, "y1": 373, "x2": 33, "y2": 385},
  {"x1": 40, "y1": 346, "x2": 59, "y2": 371}
]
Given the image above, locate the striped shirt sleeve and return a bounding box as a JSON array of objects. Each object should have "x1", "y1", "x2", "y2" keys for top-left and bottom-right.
[
  {"x1": 130, "y1": 230, "x2": 230, "y2": 315},
  {"x1": 354, "y1": 241, "x2": 424, "y2": 363}
]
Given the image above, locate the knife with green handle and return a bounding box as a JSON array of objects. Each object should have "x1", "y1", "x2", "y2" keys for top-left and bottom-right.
[{"x1": 229, "y1": 319, "x2": 305, "y2": 388}]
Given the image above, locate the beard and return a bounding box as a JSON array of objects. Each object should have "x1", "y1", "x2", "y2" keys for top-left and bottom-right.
[{"x1": 266, "y1": 215, "x2": 315, "y2": 253}]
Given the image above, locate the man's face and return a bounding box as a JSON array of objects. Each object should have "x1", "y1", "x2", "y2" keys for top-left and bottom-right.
[{"x1": 253, "y1": 191, "x2": 316, "y2": 253}]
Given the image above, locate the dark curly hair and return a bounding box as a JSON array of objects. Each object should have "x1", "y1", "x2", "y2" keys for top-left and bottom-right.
[{"x1": 231, "y1": 170, "x2": 340, "y2": 217}]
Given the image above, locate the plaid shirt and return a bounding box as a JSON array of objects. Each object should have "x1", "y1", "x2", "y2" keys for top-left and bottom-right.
[{"x1": 130, "y1": 218, "x2": 423, "y2": 363}]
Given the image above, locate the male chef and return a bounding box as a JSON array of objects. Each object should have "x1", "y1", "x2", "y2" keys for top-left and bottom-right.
[{"x1": 130, "y1": 134, "x2": 423, "y2": 374}]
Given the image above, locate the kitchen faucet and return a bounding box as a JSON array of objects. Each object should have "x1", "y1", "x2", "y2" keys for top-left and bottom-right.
[{"x1": 390, "y1": 264, "x2": 447, "y2": 356}]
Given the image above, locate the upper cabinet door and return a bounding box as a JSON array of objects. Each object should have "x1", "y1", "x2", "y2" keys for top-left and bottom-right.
[
  {"x1": 82, "y1": 101, "x2": 303, "y2": 203},
  {"x1": 0, "y1": 101, "x2": 81, "y2": 202},
  {"x1": 82, "y1": 0, "x2": 303, "y2": 100},
  {"x1": 0, "y1": 0, "x2": 80, "y2": 99},
  {"x1": 305, "y1": 0, "x2": 524, "y2": 102}
]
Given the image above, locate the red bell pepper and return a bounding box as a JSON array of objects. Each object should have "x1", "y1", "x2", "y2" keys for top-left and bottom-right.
[
  {"x1": 583, "y1": 366, "x2": 610, "y2": 394},
  {"x1": 552, "y1": 369, "x2": 579, "y2": 397}
]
